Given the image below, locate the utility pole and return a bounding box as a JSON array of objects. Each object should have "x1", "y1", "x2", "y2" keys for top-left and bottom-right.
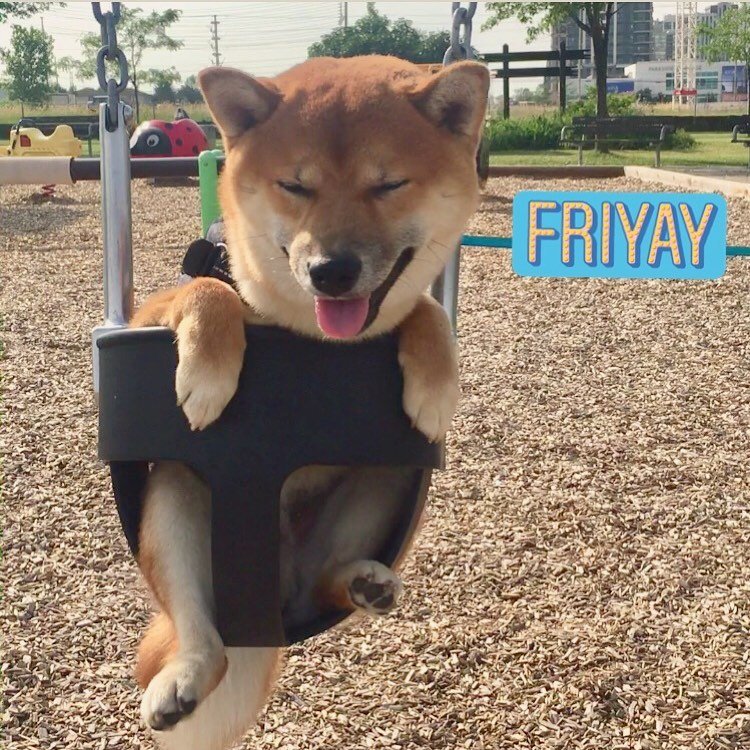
[
  {"x1": 339, "y1": 2, "x2": 348, "y2": 28},
  {"x1": 578, "y1": 9, "x2": 583, "y2": 99},
  {"x1": 612, "y1": 1, "x2": 618, "y2": 70},
  {"x1": 210, "y1": 15, "x2": 222, "y2": 67}
]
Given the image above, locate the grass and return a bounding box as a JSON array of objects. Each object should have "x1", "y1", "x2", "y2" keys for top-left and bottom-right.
[
  {"x1": 0, "y1": 102, "x2": 212, "y2": 125},
  {"x1": 0, "y1": 113, "x2": 746, "y2": 170},
  {"x1": 490, "y1": 132, "x2": 750, "y2": 169}
]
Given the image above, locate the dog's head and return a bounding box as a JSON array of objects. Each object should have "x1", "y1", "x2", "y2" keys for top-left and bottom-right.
[{"x1": 199, "y1": 56, "x2": 489, "y2": 339}]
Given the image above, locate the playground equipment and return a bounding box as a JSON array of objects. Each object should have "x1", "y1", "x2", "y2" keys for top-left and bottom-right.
[
  {"x1": 4, "y1": 120, "x2": 84, "y2": 200},
  {"x1": 80, "y1": 2, "x2": 481, "y2": 647},
  {"x1": 129, "y1": 116, "x2": 208, "y2": 158},
  {"x1": 5, "y1": 121, "x2": 82, "y2": 158}
]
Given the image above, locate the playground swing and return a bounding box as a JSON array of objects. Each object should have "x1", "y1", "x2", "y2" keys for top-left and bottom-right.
[{"x1": 92, "y1": 3, "x2": 477, "y2": 647}]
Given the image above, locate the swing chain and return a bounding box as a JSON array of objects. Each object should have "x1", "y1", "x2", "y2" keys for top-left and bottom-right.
[
  {"x1": 444, "y1": 2, "x2": 477, "y2": 65},
  {"x1": 92, "y1": 1, "x2": 120, "y2": 24},
  {"x1": 435, "y1": 2, "x2": 477, "y2": 332},
  {"x1": 92, "y1": 2, "x2": 129, "y2": 131}
]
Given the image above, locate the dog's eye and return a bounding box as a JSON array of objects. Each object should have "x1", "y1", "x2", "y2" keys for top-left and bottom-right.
[
  {"x1": 373, "y1": 179, "x2": 410, "y2": 197},
  {"x1": 277, "y1": 180, "x2": 313, "y2": 198}
]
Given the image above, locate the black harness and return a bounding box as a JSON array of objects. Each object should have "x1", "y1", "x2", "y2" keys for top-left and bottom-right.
[{"x1": 180, "y1": 239, "x2": 234, "y2": 288}]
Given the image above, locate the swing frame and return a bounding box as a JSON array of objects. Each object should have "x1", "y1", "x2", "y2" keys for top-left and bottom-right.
[{"x1": 93, "y1": 3, "x2": 476, "y2": 648}]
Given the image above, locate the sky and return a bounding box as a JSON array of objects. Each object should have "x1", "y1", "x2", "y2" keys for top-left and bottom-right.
[{"x1": 0, "y1": 1, "x2": 726, "y2": 94}]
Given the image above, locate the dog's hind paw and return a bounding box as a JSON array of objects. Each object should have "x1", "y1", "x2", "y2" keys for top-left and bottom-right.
[
  {"x1": 141, "y1": 652, "x2": 225, "y2": 731},
  {"x1": 341, "y1": 560, "x2": 402, "y2": 615}
]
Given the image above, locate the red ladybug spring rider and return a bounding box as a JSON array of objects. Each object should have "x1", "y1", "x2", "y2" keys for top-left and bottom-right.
[{"x1": 129, "y1": 117, "x2": 208, "y2": 158}]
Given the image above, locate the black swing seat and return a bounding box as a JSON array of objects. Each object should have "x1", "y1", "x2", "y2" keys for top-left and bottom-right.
[{"x1": 98, "y1": 325, "x2": 442, "y2": 647}]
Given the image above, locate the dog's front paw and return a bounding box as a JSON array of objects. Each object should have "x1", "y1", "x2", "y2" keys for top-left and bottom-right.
[
  {"x1": 401, "y1": 360, "x2": 459, "y2": 443},
  {"x1": 176, "y1": 360, "x2": 241, "y2": 431},
  {"x1": 174, "y1": 297, "x2": 246, "y2": 431},
  {"x1": 141, "y1": 652, "x2": 226, "y2": 731},
  {"x1": 175, "y1": 354, "x2": 242, "y2": 431}
]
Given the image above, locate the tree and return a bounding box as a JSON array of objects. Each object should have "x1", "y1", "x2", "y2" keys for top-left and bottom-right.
[
  {"x1": 56, "y1": 55, "x2": 78, "y2": 91},
  {"x1": 0, "y1": 2, "x2": 52, "y2": 24},
  {"x1": 176, "y1": 74, "x2": 202, "y2": 104},
  {"x1": 700, "y1": 4, "x2": 750, "y2": 116},
  {"x1": 484, "y1": 2, "x2": 617, "y2": 126},
  {"x1": 514, "y1": 84, "x2": 549, "y2": 104},
  {"x1": 143, "y1": 67, "x2": 181, "y2": 104},
  {"x1": 0, "y1": 25, "x2": 54, "y2": 111},
  {"x1": 77, "y1": 7, "x2": 182, "y2": 122},
  {"x1": 308, "y1": 3, "x2": 450, "y2": 63}
]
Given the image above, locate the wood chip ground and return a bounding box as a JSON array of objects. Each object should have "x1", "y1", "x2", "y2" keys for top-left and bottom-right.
[{"x1": 2, "y1": 176, "x2": 750, "y2": 749}]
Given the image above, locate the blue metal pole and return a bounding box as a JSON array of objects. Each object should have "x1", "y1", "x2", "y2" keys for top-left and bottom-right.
[{"x1": 460, "y1": 235, "x2": 750, "y2": 257}]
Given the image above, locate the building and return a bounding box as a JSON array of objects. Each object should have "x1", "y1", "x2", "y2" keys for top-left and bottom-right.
[
  {"x1": 551, "y1": 2, "x2": 654, "y2": 78},
  {"x1": 623, "y1": 59, "x2": 746, "y2": 102},
  {"x1": 652, "y1": 18, "x2": 674, "y2": 60},
  {"x1": 658, "y1": 3, "x2": 737, "y2": 62}
]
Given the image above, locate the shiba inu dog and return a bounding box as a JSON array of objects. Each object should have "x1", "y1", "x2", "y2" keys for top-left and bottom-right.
[{"x1": 129, "y1": 56, "x2": 488, "y2": 750}]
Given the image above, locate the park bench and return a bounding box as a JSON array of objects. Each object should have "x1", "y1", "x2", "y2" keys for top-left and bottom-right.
[
  {"x1": 560, "y1": 117, "x2": 673, "y2": 168},
  {"x1": 730, "y1": 116, "x2": 750, "y2": 170}
]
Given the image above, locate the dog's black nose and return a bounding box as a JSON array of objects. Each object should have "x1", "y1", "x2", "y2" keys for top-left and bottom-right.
[{"x1": 309, "y1": 255, "x2": 362, "y2": 297}]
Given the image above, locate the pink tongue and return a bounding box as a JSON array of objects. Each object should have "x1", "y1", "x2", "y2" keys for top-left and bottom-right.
[{"x1": 314, "y1": 296, "x2": 370, "y2": 339}]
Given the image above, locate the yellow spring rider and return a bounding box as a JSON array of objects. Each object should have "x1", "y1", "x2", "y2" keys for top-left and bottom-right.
[{"x1": 6, "y1": 120, "x2": 82, "y2": 158}]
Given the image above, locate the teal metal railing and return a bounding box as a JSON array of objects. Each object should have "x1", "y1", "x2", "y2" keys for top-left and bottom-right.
[{"x1": 461, "y1": 234, "x2": 750, "y2": 257}]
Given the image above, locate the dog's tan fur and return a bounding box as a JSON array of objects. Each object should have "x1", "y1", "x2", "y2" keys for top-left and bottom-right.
[{"x1": 129, "y1": 56, "x2": 488, "y2": 750}]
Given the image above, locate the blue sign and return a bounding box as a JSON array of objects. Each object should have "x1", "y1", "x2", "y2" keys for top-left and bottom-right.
[
  {"x1": 512, "y1": 191, "x2": 727, "y2": 280},
  {"x1": 606, "y1": 79, "x2": 635, "y2": 94}
]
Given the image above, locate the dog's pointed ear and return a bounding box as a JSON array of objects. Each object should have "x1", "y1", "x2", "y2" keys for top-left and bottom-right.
[
  {"x1": 198, "y1": 67, "x2": 281, "y2": 145},
  {"x1": 409, "y1": 61, "x2": 489, "y2": 146}
]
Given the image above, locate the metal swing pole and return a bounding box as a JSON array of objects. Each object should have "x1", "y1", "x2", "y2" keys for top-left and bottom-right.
[
  {"x1": 91, "y1": 2, "x2": 133, "y2": 393},
  {"x1": 432, "y1": 2, "x2": 477, "y2": 334}
]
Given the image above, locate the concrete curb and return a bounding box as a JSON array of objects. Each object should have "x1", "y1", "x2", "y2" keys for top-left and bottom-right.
[
  {"x1": 488, "y1": 165, "x2": 625, "y2": 179},
  {"x1": 624, "y1": 166, "x2": 750, "y2": 198}
]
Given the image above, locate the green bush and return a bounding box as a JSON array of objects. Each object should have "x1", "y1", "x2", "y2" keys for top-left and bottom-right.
[
  {"x1": 567, "y1": 90, "x2": 637, "y2": 117},
  {"x1": 667, "y1": 128, "x2": 696, "y2": 151},
  {"x1": 485, "y1": 114, "x2": 564, "y2": 151},
  {"x1": 483, "y1": 95, "x2": 695, "y2": 153}
]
